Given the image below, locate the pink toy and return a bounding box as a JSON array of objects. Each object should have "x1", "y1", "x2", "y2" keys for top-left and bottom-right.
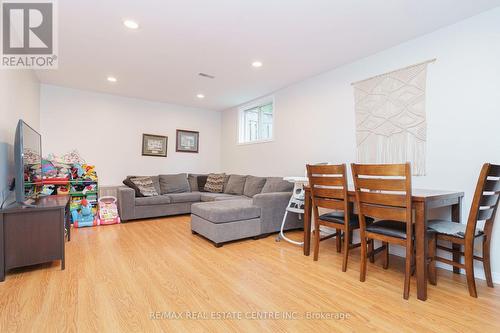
[{"x1": 97, "y1": 196, "x2": 121, "y2": 225}]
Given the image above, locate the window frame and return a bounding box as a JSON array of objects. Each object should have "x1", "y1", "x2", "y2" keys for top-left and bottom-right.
[{"x1": 237, "y1": 96, "x2": 275, "y2": 145}]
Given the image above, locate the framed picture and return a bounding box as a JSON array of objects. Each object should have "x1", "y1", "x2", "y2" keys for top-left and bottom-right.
[
  {"x1": 142, "y1": 134, "x2": 168, "y2": 157},
  {"x1": 176, "y1": 130, "x2": 199, "y2": 153}
]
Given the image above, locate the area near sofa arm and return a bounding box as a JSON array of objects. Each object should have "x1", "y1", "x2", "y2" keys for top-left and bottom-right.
[
  {"x1": 253, "y1": 191, "x2": 292, "y2": 205},
  {"x1": 117, "y1": 186, "x2": 135, "y2": 221},
  {"x1": 253, "y1": 192, "x2": 293, "y2": 234}
]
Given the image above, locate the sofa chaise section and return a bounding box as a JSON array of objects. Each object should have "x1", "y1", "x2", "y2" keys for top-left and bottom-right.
[
  {"x1": 190, "y1": 188, "x2": 303, "y2": 247},
  {"x1": 191, "y1": 200, "x2": 262, "y2": 247}
]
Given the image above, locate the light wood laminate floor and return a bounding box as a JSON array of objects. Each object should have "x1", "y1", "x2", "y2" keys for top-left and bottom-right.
[{"x1": 1, "y1": 215, "x2": 499, "y2": 332}]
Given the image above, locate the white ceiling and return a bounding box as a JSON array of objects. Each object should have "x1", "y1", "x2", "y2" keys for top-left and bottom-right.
[{"x1": 36, "y1": 0, "x2": 500, "y2": 110}]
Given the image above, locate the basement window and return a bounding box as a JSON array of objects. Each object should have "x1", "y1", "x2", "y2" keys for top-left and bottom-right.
[{"x1": 238, "y1": 97, "x2": 274, "y2": 144}]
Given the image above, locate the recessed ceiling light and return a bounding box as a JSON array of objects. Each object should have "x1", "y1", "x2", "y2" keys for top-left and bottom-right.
[
  {"x1": 252, "y1": 61, "x2": 263, "y2": 68},
  {"x1": 196, "y1": 94, "x2": 205, "y2": 99},
  {"x1": 123, "y1": 19, "x2": 139, "y2": 29},
  {"x1": 107, "y1": 76, "x2": 117, "y2": 83}
]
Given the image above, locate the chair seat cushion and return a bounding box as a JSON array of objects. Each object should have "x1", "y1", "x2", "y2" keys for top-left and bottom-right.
[
  {"x1": 319, "y1": 212, "x2": 373, "y2": 228},
  {"x1": 427, "y1": 220, "x2": 483, "y2": 238},
  {"x1": 366, "y1": 220, "x2": 408, "y2": 239}
]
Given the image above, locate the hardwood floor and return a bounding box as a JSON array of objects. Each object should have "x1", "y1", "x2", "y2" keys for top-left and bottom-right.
[{"x1": 1, "y1": 215, "x2": 499, "y2": 332}]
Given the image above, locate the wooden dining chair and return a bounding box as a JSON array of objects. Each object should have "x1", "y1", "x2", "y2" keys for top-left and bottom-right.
[
  {"x1": 428, "y1": 163, "x2": 500, "y2": 297},
  {"x1": 351, "y1": 163, "x2": 414, "y2": 299},
  {"x1": 307, "y1": 164, "x2": 372, "y2": 272}
]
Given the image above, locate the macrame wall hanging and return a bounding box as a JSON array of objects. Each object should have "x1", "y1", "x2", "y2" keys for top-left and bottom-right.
[{"x1": 352, "y1": 59, "x2": 435, "y2": 176}]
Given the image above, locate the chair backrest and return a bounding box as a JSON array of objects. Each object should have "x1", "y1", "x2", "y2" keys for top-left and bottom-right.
[
  {"x1": 351, "y1": 163, "x2": 412, "y2": 233},
  {"x1": 465, "y1": 163, "x2": 500, "y2": 241},
  {"x1": 306, "y1": 164, "x2": 349, "y2": 223}
]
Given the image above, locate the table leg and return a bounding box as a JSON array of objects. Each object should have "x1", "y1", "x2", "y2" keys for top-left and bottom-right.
[
  {"x1": 451, "y1": 198, "x2": 463, "y2": 274},
  {"x1": 415, "y1": 201, "x2": 428, "y2": 301},
  {"x1": 303, "y1": 190, "x2": 312, "y2": 256}
]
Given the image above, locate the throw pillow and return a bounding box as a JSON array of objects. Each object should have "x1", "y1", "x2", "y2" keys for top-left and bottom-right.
[
  {"x1": 130, "y1": 176, "x2": 159, "y2": 197},
  {"x1": 123, "y1": 176, "x2": 144, "y2": 197},
  {"x1": 159, "y1": 173, "x2": 190, "y2": 194},
  {"x1": 224, "y1": 175, "x2": 247, "y2": 195},
  {"x1": 261, "y1": 177, "x2": 293, "y2": 193},
  {"x1": 243, "y1": 175, "x2": 267, "y2": 197},
  {"x1": 188, "y1": 174, "x2": 199, "y2": 192},
  {"x1": 204, "y1": 173, "x2": 226, "y2": 193},
  {"x1": 197, "y1": 175, "x2": 208, "y2": 192}
]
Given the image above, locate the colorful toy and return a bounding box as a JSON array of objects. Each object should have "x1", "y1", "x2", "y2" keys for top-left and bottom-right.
[
  {"x1": 72, "y1": 163, "x2": 85, "y2": 178},
  {"x1": 97, "y1": 196, "x2": 121, "y2": 225},
  {"x1": 40, "y1": 184, "x2": 55, "y2": 196},
  {"x1": 41, "y1": 159, "x2": 57, "y2": 178},
  {"x1": 82, "y1": 164, "x2": 98, "y2": 181},
  {"x1": 57, "y1": 185, "x2": 69, "y2": 195},
  {"x1": 72, "y1": 198, "x2": 97, "y2": 228}
]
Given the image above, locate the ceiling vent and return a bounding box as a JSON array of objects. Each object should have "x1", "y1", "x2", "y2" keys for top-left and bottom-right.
[{"x1": 198, "y1": 73, "x2": 215, "y2": 79}]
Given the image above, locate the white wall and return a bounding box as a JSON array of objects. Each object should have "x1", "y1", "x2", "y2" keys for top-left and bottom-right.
[
  {"x1": 40, "y1": 85, "x2": 221, "y2": 186},
  {"x1": 221, "y1": 8, "x2": 500, "y2": 281},
  {"x1": 0, "y1": 70, "x2": 40, "y2": 205}
]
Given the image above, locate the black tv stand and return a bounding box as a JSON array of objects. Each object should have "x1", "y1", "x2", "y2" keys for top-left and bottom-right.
[{"x1": 0, "y1": 195, "x2": 70, "y2": 282}]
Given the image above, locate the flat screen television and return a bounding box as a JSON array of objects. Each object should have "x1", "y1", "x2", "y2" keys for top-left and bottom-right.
[{"x1": 14, "y1": 120, "x2": 42, "y2": 205}]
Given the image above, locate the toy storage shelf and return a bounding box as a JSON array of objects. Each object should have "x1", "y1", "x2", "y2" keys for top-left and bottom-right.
[
  {"x1": 70, "y1": 191, "x2": 98, "y2": 197},
  {"x1": 69, "y1": 178, "x2": 99, "y2": 227},
  {"x1": 24, "y1": 179, "x2": 98, "y2": 187}
]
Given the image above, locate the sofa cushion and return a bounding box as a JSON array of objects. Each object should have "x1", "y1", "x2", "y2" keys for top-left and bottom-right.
[
  {"x1": 166, "y1": 192, "x2": 201, "y2": 203},
  {"x1": 150, "y1": 176, "x2": 161, "y2": 194},
  {"x1": 130, "y1": 176, "x2": 159, "y2": 197},
  {"x1": 224, "y1": 174, "x2": 247, "y2": 195},
  {"x1": 200, "y1": 192, "x2": 241, "y2": 202},
  {"x1": 198, "y1": 175, "x2": 208, "y2": 192},
  {"x1": 188, "y1": 174, "x2": 198, "y2": 192},
  {"x1": 135, "y1": 195, "x2": 171, "y2": 206},
  {"x1": 223, "y1": 174, "x2": 231, "y2": 190},
  {"x1": 204, "y1": 173, "x2": 226, "y2": 193},
  {"x1": 191, "y1": 200, "x2": 261, "y2": 223},
  {"x1": 159, "y1": 173, "x2": 190, "y2": 194},
  {"x1": 261, "y1": 177, "x2": 293, "y2": 193},
  {"x1": 214, "y1": 196, "x2": 249, "y2": 201},
  {"x1": 243, "y1": 176, "x2": 267, "y2": 197}
]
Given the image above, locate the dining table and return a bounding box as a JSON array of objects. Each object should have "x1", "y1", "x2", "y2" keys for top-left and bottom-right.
[{"x1": 302, "y1": 185, "x2": 464, "y2": 301}]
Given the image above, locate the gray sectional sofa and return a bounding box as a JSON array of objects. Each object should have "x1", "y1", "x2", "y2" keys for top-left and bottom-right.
[{"x1": 117, "y1": 174, "x2": 302, "y2": 246}]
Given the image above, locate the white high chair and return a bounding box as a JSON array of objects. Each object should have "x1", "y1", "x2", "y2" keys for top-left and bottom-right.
[{"x1": 275, "y1": 176, "x2": 308, "y2": 245}]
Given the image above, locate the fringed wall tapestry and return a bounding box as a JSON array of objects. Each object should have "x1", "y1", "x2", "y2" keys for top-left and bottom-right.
[{"x1": 352, "y1": 60, "x2": 434, "y2": 176}]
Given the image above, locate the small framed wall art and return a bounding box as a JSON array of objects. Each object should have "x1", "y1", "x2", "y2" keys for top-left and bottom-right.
[
  {"x1": 176, "y1": 129, "x2": 199, "y2": 153},
  {"x1": 142, "y1": 134, "x2": 168, "y2": 157}
]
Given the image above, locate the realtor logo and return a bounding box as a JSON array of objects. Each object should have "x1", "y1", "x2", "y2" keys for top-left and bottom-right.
[{"x1": 1, "y1": 0, "x2": 58, "y2": 68}]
